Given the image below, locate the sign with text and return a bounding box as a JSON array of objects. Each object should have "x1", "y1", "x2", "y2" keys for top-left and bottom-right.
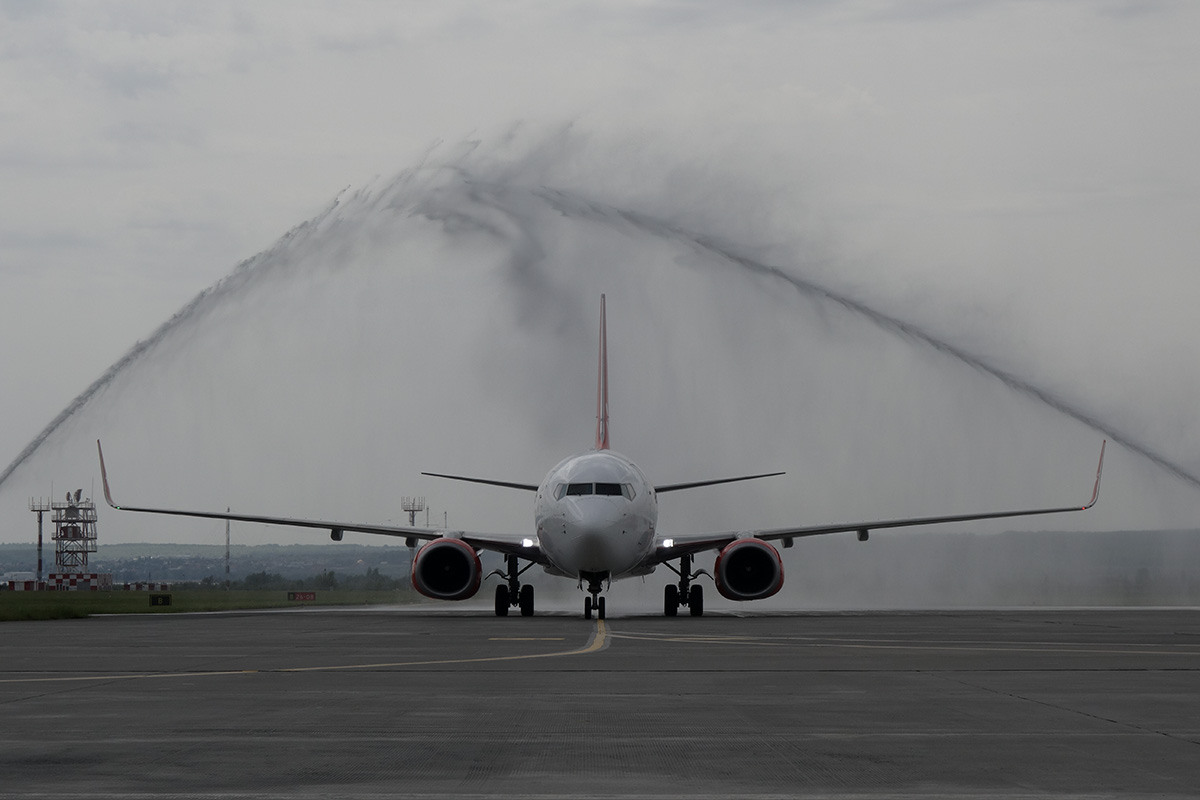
[
  {"x1": 288, "y1": 591, "x2": 316, "y2": 602},
  {"x1": 149, "y1": 594, "x2": 171, "y2": 607}
]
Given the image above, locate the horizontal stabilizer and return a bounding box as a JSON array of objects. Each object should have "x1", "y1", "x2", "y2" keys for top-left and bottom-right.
[
  {"x1": 655, "y1": 472, "x2": 785, "y2": 494},
  {"x1": 421, "y1": 472, "x2": 540, "y2": 492}
]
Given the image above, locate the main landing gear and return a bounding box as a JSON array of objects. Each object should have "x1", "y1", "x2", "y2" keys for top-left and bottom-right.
[
  {"x1": 490, "y1": 554, "x2": 535, "y2": 617},
  {"x1": 663, "y1": 552, "x2": 707, "y2": 617},
  {"x1": 581, "y1": 571, "x2": 608, "y2": 620}
]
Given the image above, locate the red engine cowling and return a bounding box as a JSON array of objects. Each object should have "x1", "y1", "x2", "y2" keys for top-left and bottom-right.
[
  {"x1": 714, "y1": 538, "x2": 784, "y2": 601},
  {"x1": 411, "y1": 538, "x2": 482, "y2": 601}
]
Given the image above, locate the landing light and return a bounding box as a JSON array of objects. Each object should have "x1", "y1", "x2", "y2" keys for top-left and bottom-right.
[
  {"x1": 662, "y1": 538, "x2": 674, "y2": 548},
  {"x1": 521, "y1": 538, "x2": 535, "y2": 548}
]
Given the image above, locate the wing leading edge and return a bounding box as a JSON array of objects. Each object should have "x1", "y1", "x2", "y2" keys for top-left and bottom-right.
[
  {"x1": 651, "y1": 441, "x2": 1107, "y2": 562},
  {"x1": 96, "y1": 441, "x2": 549, "y2": 563}
]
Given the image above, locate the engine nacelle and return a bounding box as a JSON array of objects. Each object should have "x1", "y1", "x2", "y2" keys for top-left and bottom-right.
[
  {"x1": 411, "y1": 538, "x2": 482, "y2": 601},
  {"x1": 714, "y1": 538, "x2": 784, "y2": 601}
]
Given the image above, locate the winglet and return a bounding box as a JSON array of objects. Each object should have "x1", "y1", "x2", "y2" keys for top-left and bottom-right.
[
  {"x1": 595, "y1": 294, "x2": 610, "y2": 451},
  {"x1": 1084, "y1": 439, "x2": 1106, "y2": 509},
  {"x1": 96, "y1": 440, "x2": 119, "y2": 509}
]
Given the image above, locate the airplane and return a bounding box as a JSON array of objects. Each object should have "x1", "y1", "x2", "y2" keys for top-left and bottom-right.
[{"x1": 96, "y1": 295, "x2": 1106, "y2": 619}]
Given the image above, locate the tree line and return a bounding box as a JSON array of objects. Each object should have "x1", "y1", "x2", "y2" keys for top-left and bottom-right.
[{"x1": 194, "y1": 567, "x2": 409, "y2": 592}]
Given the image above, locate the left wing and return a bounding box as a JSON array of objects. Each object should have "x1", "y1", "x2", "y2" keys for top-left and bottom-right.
[
  {"x1": 648, "y1": 441, "x2": 1106, "y2": 564},
  {"x1": 97, "y1": 441, "x2": 550, "y2": 564}
]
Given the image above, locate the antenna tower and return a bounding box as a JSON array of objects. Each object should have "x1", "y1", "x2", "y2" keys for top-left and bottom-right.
[
  {"x1": 51, "y1": 491, "x2": 98, "y2": 571},
  {"x1": 401, "y1": 496, "x2": 426, "y2": 527}
]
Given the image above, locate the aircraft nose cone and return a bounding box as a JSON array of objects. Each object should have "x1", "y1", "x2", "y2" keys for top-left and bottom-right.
[
  {"x1": 574, "y1": 530, "x2": 610, "y2": 570},
  {"x1": 560, "y1": 500, "x2": 625, "y2": 572}
]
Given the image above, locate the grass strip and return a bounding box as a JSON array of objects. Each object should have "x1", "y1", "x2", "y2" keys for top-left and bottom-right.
[{"x1": 0, "y1": 589, "x2": 419, "y2": 621}]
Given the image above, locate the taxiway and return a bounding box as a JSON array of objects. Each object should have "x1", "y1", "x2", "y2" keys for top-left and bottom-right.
[{"x1": 1, "y1": 606, "x2": 1198, "y2": 798}]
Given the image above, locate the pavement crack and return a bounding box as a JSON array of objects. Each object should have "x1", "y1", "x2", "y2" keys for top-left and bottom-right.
[{"x1": 929, "y1": 671, "x2": 1200, "y2": 750}]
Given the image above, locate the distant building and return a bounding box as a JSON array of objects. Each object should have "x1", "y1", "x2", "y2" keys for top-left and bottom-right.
[{"x1": 1, "y1": 571, "x2": 37, "y2": 591}]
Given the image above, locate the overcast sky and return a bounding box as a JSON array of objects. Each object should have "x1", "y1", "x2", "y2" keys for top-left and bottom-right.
[{"x1": 1, "y1": 1, "x2": 1199, "y2": 551}]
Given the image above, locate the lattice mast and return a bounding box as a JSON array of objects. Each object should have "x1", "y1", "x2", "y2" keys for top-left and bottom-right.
[{"x1": 50, "y1": 490, "x2": 97, "y2": 571}]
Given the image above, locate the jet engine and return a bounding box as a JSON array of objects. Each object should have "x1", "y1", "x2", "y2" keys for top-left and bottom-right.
[
  {"x1": 714, "y1": 538, "x2": 784, "y2": 601},
  {"x1": 411, "y1": 538, "x2": 482, "y2": 601}
]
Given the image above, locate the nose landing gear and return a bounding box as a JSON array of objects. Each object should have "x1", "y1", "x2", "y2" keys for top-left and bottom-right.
[
  {"x1": 489, "y1": 554, "x2": 536, "y2": 616},
  {"x1": 663, "y1": 553, "x2": 708, "y2": 617},
  {"x1": 581, "y1": 571, "x2": 609, "y2": 620}
]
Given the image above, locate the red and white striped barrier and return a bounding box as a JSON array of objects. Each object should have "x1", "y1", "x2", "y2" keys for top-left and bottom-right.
[{"x1": 46, "y1": 573, "x2": 114, "y2": 591}]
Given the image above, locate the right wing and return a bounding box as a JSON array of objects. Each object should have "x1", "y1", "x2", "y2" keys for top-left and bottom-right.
[{"x1": 97, "y1": 441, "x2": 551, "y2": 565}]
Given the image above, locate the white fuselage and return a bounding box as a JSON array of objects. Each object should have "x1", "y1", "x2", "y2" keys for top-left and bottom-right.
[{"x1": 534, "y1": 450, "x2": 658, "y2": 579}]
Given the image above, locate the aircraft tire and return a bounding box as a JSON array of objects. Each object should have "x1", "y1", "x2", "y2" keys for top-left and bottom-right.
[
  {"x1": 598, "y1": 596, "x2": 606, "y2": 620},
  {"x1": 495, "y1": 585, "x2": 509, "y2": 617},
  {"x1": 584, "y1": 596, "x2": 593, "y2": 620},
  {"x1": 520, "y1": 584, "x2": 535, "y2": 616},
  {"x1": 689, "y1": 584, "x2": 704, "y2": 617},
  {"x1": 664, "y1": 584, "x2": 679, "y2": 617}
]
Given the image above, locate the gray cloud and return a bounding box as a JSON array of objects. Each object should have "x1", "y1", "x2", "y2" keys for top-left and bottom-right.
[{"x1": 1, "y1": 2, "x2": 1198, "y2": 569}]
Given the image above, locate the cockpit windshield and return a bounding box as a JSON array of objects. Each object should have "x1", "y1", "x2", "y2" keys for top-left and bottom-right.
[{"x1": 554, "y1": 482, "x2": 635, "y2": 500}]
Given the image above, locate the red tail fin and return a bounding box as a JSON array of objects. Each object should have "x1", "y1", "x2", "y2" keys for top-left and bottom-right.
[{"x1": 595, "y1": 295, "x2": 610, "y2": 450}]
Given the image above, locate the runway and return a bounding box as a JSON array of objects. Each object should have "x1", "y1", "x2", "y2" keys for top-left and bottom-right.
[{"x1": 2, "y1": 606, "x2": 1199, "y2": 798}]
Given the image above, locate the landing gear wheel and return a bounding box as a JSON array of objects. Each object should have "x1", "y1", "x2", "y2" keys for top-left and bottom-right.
[
  {"x1": 597, "y1": 596, "x2": 606, "y2": 620},
  {"x1": 664, "y1": 584, "x2": 679, "y2": 617},
  {"x1": 495, "y1": 584, "x2": 509, "y2": 617},
  {"x1": 584, "y1": 596, "x2": 593, "y2": 620},
  {"x1": 689, "y1": 584, "x2": 704, "y2": 617},
  {"x1": 519, "y1": 584, "x2": 535, "y2": 617}
]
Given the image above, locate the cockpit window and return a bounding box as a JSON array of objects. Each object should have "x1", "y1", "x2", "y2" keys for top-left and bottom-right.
[{"x1": 556, "y1": 482, "x2": 635, "y2": 499}]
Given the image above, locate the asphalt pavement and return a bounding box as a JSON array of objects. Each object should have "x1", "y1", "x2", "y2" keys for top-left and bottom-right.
[{"x1": 1, "y1": 605, "x2": 1198, "y2": 798}]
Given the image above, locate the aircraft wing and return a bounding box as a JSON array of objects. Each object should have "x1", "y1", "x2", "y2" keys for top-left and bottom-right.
[
  {"x1": 97, "y1": 441, "x2": 552, "y2": 565},
  {"x1": 648, "y1": 441, "x2": 1106, "y2": 564}
]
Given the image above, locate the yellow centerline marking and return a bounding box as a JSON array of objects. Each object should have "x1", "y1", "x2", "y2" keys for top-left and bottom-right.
[{"x1": 0, "y1": 621, "x2": 608, "y2": 685}]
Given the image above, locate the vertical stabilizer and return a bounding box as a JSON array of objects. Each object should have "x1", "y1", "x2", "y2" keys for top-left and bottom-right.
[{"x1": 595, "y1": 295, "x2": 610, "y2": 450}]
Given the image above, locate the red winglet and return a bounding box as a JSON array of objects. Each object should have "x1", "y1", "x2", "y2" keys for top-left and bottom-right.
[
  {"x1": 1084, "y1": 439, "x2": 1106, "y2": 509},
  {"x1": 595, "y1": 295, "x2": 610, "y2": 450},
  {"x1": 96, "y1": 440, "x2": 119, "y2": 509}
]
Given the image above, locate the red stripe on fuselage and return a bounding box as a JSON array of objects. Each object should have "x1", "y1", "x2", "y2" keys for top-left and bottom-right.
[{"x1": 595, "y1": 294, "x2": 610, "y2": 451}]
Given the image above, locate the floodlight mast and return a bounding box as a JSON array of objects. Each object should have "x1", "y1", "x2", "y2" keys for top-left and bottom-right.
[{"x1": 225, "y1": 509, "x2": 231, "y2": 591}]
